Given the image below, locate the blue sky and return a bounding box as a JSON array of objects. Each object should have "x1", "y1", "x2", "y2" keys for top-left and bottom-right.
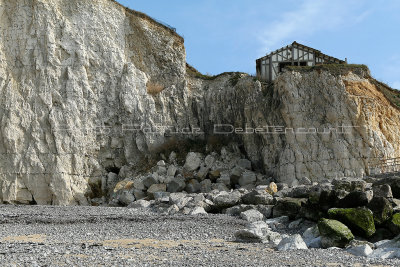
[{"x1": 118, "y1": 0, "x2": 400, "y2": 89}]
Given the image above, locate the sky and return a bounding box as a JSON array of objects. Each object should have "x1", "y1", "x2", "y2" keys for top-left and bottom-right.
[{"x1": 118, "y1": 0, "x2": 400, "y2": 89}]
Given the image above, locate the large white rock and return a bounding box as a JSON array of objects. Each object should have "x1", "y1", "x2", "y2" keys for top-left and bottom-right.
[
  {"x1": 189, "y1": 207, "x2": 207, "y2": 215},
  {"x1": 265, "y1": 230, "x2": 283, "y2": 247},
  {"x1": 235, "y1": 221, "x2": 269, "y2": 243},
  {"x1": 169, "y1": 193, "x2": 192, "y2": 210},
  {"x1": 369, "y1": 235, "x2": 400, "y2": 259},
  {"x1": 235, "y1": 221, "x2": 281, "y2": 246},
  {"x1": 347, "y1": 244, "x2": 373, "y2": 257},
  {"x1": 212, "y1": 191, "x2": 242, "y2": 210},
  {"x1": 183, "y1": 152, "x2": 202, "y2": 172},
  {"x1": 302, "y1": 225, "x2": 320, "y2": 243},
  {"x1": 240, "y1": 209, "x2": 264, "y2": 222},
  {"x1": 128, "y1": 199, "x2": 151, "y2": 209},
  {"x1": 117, "y1": 190, "x2": 136, "y2": 206},
  {"x1": 277, "y1": 234, "x2": 308, "y2": 251}
]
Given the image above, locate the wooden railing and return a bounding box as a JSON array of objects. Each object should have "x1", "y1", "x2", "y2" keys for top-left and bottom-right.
[{"x1": 368, "y1": 157, "x2": 400, "y2": 175}]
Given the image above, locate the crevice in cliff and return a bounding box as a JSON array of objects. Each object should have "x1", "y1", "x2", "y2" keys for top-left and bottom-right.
[
  {"x1": 105, "y1": 166, "x2": 120, "y2": 175},
  {"x1": 29, "y1": 197, "x2": 37, "y2": 205}
]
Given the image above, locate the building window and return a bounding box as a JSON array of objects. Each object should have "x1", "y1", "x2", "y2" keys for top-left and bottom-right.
[{"x1": 278, "y1": 62, "x2": 292, "y2": 72}]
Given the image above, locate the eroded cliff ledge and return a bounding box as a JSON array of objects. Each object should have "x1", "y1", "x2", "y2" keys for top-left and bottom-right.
[{"x1": 0, "y1": 0, "x2": 399, "y2": 205}]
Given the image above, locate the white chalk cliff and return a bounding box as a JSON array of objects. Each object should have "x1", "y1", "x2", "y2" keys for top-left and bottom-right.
[{"x1": 0, "y1": 0, "x2": 399, "y2": 205}]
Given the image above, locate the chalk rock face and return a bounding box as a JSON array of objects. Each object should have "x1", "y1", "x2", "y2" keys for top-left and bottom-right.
[
  {"x1": 188, "y1": 70, "x2": 400, "y2": 185},
  {"x1": 0, "y1": 0, "x2": 186, "y2": 205},
  {"x1": 262, "y1": 71, "x2": 400, "y2": 184}
]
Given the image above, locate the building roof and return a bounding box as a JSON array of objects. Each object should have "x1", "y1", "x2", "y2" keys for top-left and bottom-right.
[{"x1": 258, "y1": 41, "x2": 345, "y2": 64}]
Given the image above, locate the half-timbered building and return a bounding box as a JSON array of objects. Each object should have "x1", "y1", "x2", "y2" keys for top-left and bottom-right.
[{"x1": 256, "y1": 41, "x2": 346, "y2": 82}]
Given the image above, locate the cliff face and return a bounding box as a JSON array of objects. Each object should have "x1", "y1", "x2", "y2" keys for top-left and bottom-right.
[
  {"x1": 1, "y1": 0, "x2": 399, "y2": 205},
  {"x1": 263, "y1": 71, "x2": 400, "y2": 185},
  {"x1": 187, "y1": 70, "x2": 400, "y2": 186},
  {"x1": 0, "y1": 0, "x2": 188, "y2": 205}
]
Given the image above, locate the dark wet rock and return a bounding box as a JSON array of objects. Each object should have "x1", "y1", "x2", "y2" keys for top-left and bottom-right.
[
  {"x1": 273, "y1": 198, "x2": 307, "y2": 220},
  {"x1": 185, "y1": 179, "x2": 201, "y2": 193},
  {"x1": 367, "y1": 197, "x2": 393, "y2": 225},
  {"x1": 328, "y1": 207, "x2": 376, "y2": 238},
  {"x1": 373, "y1": 184, "x2": 393, "y2": 199},
  {"x1": 242, "y1": 190, "x2": 274, "y2": 205},
  {"x1": 337, "y1": 190, "x2": 372, "y2": 208},
  {"x1": 318, "y1": 218, "x2": 354, "y2": 248},
  {"x1": 387, "y1": 213, "x2": 400, "y2": 235},
  {"x1": 212, "y1": 191, "x2": 242, "y2": 211},
  {"x1": 332, "y1": 178, "x2": 367, "y2": 192},
  {"x1": 373, "y1": 176, "x2": 400, "y2": 198}
]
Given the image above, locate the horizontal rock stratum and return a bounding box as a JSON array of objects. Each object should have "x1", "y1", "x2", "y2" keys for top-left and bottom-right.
[{"x1": 0, "y1": 0, "x2": 399, "y2": 205}]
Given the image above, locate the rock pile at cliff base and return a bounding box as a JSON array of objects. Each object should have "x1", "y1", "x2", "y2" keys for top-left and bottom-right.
[{"x1": 97, "y1": 144, "x2": 400, "y2": 259}]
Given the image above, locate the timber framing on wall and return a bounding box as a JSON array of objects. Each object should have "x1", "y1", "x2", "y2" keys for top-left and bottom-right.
[{"x1": 256, "y1": 41, "x2": 346, "y2": 82}]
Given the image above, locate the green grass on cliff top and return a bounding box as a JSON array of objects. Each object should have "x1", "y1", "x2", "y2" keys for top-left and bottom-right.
[
  {"x1": 186, "y1": 63, "x2": 246, "y2": 81},
  {"x1": 286, "y1": 63, "x2": 369, "y2": 76}
]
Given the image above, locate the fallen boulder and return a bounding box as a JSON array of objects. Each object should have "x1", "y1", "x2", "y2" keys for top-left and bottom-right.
[
  {"x1": 373, "y1": 184, "x2": 393, "y2": 199},
  {"x1": 328, "y1": 207, "x2": 376, "y2": 238},
  {"x1": 318, "y1": 218, "x2": 354, "y2": 248},
  {"x1": 346, "y1": 244, "x2": 373, "y2": 257},
  {"x1": 183, "y1": 152, "x2": 202, "y2": 172},
  {"x1": 367, "y1": 197, "x2": 393, "y2": 225},
  {"x1": 189, "y1": 206, "x2": 207, "y2": 215},
  {"x1": 373, "y1": 176, "x2": 400, "y2": 198},
  {"x1": 277, "y1": 234, "x2": 308, "y2": 251},
  {"x1": 337, "y1": 190, "x2": 372, "y2": 208},
  {"x1": 302, "y1": 225, "x2": 320, "y2": 245},
  {"x1": 128, "y1": 199, "x2": 151, "y2": 209},
  {"x1": 234, "y1": 221, "x2": 269, "y2": 243},
  {"x1": 369, "y1": 234, "x2": 400, "y2": 259},
  {"x1": 185, "y1": 179, "x2": 201, "y2": 193},
  {"x1": 147, "y1": 184, "x2": 167, "y2": 199},
  {"x1": 240, "y1": 209, "x2": 264, "y2": 222},
  {"x1": 239, "y1": 171, "x2": 257, "y2": 187},
  {"x1": 387, "y1": 213, "x2": 400, "y2": 235},
  {"x1": 212, "y1": 191, "x2": 242, "y2": 210},
  {"x1": 332, "y1": 178, "x2": 366, "y2": 192},
  {"x1": 167, "y1": 176, "x2": 186, "y2": 193},
  {"x1": 273, "y1": 197, "x2": 307, "y2": 219},
  {"x1": 241, "y1": 190, "x2": 274, "y2": 205}
]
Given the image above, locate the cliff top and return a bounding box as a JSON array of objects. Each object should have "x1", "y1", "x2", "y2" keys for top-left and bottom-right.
[
  {"x1": 286, "y1": 64, "x2": 370, "y2": 77},
  {"x1": 186, "y1": 63, "x2": 248, "y2": 83},
  {"x1": 110, "y1": 0, "x2": 184, "y2": 43}
]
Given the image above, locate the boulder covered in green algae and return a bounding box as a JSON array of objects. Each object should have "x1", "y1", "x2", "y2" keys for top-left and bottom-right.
[
  {"x1": 387, "y1": 213, "x2": 400, "y2": 235},
  {"x1": 328, "y1": 207, "x2": 376, "y2": 238},
  {"x1": 318, "y1": 218, "x2": 354, "y2": 248}
]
